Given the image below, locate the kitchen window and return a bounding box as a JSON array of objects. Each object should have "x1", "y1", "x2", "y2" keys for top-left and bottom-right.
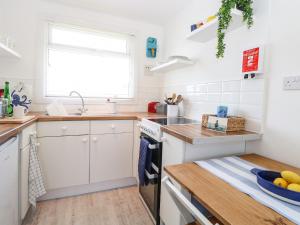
[{"x1": 45, "y1": 23, "x2": 135, "y2": 99}]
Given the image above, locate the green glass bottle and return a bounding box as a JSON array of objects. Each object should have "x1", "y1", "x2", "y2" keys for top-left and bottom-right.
[{"x1": 4, "y1": 82, "x2": 13, "y2": 117}]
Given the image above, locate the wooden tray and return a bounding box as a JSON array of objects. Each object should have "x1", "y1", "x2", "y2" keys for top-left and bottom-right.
[{"x1": 0, "y1": 115, "x2": 35, "y2": 124}]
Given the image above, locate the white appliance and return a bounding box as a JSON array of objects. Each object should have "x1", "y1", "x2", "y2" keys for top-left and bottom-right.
[
  {"x1": 0, "y1": 137, "x2": 19, "y2": 225},
  {"x1": 139, "y1": 118, "x2": 199, "y2": 225},
  {"x1": 140, "y1": 118, "x2": 199, "y2": 142}
]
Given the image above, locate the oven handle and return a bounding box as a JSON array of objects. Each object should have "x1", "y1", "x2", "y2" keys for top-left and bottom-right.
[
  {"x1": 162, "y1": 176, "x2": 218, "y2": 225},
  {"x1": 139, "y1": 136, "x2": 160, "y2": 150},
  {"x1": 148, "y1": 143, "x2": 159, "y2": 150},
  {"x1": 145, "y1": 170, "x2": 158, "y2": 180}
]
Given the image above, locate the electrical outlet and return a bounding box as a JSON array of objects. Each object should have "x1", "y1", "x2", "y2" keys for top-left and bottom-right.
[
  {"x1": 144, "y1": 65, "x2": 153, "y2": 76},
  {"x1": 283, "y1": 76, "x2": 300, "y2": 90}
]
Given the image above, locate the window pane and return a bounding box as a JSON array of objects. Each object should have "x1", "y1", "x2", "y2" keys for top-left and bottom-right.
[
  {"x1": 50, "y1": 25, "x2": 128, "y2": 54},
  {"x1": 46, "y1": 48, "x2": 131, "y2": 98}
]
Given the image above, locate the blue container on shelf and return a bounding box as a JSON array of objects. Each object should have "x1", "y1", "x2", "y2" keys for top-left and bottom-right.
[
  {"x1": 217, "y1": 106, "x2": 228, "y2": 118},
  {"x1": 251, "y1": 168, "x2": 300, "y2": 206}
]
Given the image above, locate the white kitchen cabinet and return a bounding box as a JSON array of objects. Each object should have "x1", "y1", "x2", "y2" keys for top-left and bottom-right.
[
  {"x1": 160, "y1": 133, "x2": 246, "y2": 225},
  {"x1": 90, "y1": 133, "x2": 133, "y2": 183},
  {"x1": 38, "y1": 135, "x2": 89, "y2": 190},
  {"x1": 133, "y1": 121, "x2": 141, "y2": 181},
  {"x1": 90, "y1": 120, "x2": 133, "y2": 134},
  {"x1": 37, "y1": 121, "x2": 89, "y2": 137},
  {"x1": 20, "y1": 144, "x2": 30, "y2": 220}
]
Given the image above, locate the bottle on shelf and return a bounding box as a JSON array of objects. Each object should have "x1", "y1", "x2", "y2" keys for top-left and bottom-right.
[{"x1": 3, "y1": 81, "x2": 13, "y2": 117}]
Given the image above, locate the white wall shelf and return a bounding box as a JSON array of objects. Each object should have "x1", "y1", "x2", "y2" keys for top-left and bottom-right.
[
  {"x1": 0, "y1": 42, "x2": 21, "y2": 59},
  {"x1": 150, "y1": 58, "x2": 194, "y2": 73},
  {"x1": 186, "y1": 9, "x2": 244, "y2": 43}
]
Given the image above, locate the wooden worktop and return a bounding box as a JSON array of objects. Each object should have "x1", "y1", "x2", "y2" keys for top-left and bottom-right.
[
  {"x1": 0, "y1": 112, "x2": 165, "y2": 144},
  {"x1": 161, "y1": 124, "x2": 261, "y2": 144},
  {"x1": 165, "y1": 154, "x2": 300, "y2": 225},
  {"x1": 0, "y1": 116, "x2": 38, "y2": 144},
  {"x1": 34, "y1": 112, "x2": 165, "y2": 122},
  {"x1": 0, "y1": 112, "x2": 260, "y2": 146}
]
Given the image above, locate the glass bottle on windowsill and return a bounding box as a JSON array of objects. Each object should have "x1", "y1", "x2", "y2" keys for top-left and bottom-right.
[{"x1": 4, "y1": 82, "x2": 13, "y2": 117}]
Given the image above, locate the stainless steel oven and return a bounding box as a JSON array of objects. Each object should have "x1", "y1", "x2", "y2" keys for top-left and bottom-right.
[{"x1": 139, "y1": 133, "x2": 162, "y2": 225}]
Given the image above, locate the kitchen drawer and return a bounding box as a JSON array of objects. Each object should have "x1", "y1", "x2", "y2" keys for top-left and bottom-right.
[
  {"x1": 37, "y1": 121, "x2": 89, "y2": 137},
  {"x1": 20, "y1": 123, "x2": 36, "y2": 149},
  {"x1": 90, "y1": 120, "x2": 133, "y2": 134}
]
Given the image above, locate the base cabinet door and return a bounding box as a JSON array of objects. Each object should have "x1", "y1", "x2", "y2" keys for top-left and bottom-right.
[
  {"x1": 90, "y1": 133, "x2": 133, "y2": 183},
  {"x1": 38, "y1": 136, "x2": 89, "y2": 190},
  {"x1": 20, "y1": 145, "x2": 30, "y2": 220},
  {"x1": 133, "y1": 121, "x2": 141, "y2": 182},
  {"x1": 160, "y1": 133, "x2": 186, "y2": 225}
]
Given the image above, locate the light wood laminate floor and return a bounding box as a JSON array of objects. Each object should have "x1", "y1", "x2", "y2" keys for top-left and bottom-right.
[{"x1": 23, "y1": 186, "x2": 154, "y2": 225}]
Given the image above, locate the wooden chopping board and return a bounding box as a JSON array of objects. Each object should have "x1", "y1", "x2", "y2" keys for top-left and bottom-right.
[{"x1": 0, "y1": 115, "x2": 36, "y2": 124}]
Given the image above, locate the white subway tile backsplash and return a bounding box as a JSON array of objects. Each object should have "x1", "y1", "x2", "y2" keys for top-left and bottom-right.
[
  {"x1": 186, "y1": 84, "x2": 195, "y2": 93},
  {"x1": 245, "y1": 119, "x2": 262, "y2": 133},
  {"x1": 207, "y1": 93, "x2": 221, "y2": 103},
  {"x1": 195, "y1": 83, "x2": 208, "y2": 93},
  {"x1": 162, "y1": 79, "x2": 264, "y2": 132},
  {"x1": 221, "y1": 92, "x2": 240, "y2": 104},
  {"x1": 238, "y1": 104, "x2": 263, "y2": 120},
  {"x1": 241, "y1": 79, "x2": 264, "y2": 92},
  {"x1": 240, "y1": 92, "x2": 264, "y2": 106},
  {"x1": 207, "y1": 82, "x2": 222, "y2": 93},
  {"x1": 226, "y1": 104, "x2": 239, "y2": 116},
  {"x1": 222, "y1": 80, "x2": 241, "y2": 92}
]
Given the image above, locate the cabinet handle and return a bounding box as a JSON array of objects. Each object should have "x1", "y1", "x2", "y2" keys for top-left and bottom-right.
[
  {"x1": 61, "y1": 126, "x2": 67, "y2": 131},
  {"x1": 35, "y1": 143, "x2": 40, "y2": 147},
  {"x1": 82, "y1": 138, "x2": 88, "y2": 143},
  {"x1": 30, "y1": 131, "x2": 37, "y2": 136},
  {"x1": 92, "y1": 137, "x2": 98, "y2": 142},
  {"x1": 161, "y1": 137, "x2": 167, "y2": 142},
  {"x1": 111, "y1": 124, "x2": 116, "y2": 129}
]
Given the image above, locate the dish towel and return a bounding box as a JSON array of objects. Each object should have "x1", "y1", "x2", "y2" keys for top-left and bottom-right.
[
  {"x1": 138, "y1": 137, "x2": 152, "y2": 186},
  {"x1": 195, "y1": 156, "x2": 300, "y2": 225},
  {"x1": 28, "y1": 135, "x2": 46, "y2": 208}
]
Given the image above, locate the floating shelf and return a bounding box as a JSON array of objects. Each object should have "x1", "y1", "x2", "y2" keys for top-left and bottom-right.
[
  {"x1": 186, "y1": 9, "x2": 244, "y2": 43},
  {"x1": 0, "y1": 42, "x2": 21, "y2": 59},
  {"x1": 150, "y1": 58, "x2": 194, "y2": 73}
]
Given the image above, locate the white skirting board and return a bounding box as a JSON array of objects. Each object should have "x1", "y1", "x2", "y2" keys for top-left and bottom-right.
[{"x1": 38, "y1": 177, "x2": 137, "y2": 201}]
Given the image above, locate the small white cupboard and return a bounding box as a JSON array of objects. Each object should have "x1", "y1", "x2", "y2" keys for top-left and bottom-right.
[
  {"x1": 38, "y1": 136, "x2": 90, "y2": 189},
  {"x1": 160, "y1": 133, "x2": 249, "y2": 225},
  {"x1": 90, "y1": 133, "x2": 133, "y2": 183},
  {"x1": 37, "y1": 120, "x2": 134, "y2": 198}
]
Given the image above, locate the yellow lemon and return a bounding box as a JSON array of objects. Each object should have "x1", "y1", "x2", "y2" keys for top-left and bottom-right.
[
  {"x1": 273, "y1": 178, "x2": 288, "y2": 188},
  {"x1": 287, "y1": 183, "x2": 300, "y2": 193},
  {"x1": 281, "y1": 171, "x2": 300, "y2": 184}
]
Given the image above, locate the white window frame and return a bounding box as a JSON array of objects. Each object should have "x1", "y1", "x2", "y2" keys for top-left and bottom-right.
[{"x1": 36, "y1": 21, "x2": 138, "y2": 105}]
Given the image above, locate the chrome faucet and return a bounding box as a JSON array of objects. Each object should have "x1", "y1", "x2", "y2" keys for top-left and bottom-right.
[{"x1": 69, "y1": 91, "x2": 88, "y2": 115}]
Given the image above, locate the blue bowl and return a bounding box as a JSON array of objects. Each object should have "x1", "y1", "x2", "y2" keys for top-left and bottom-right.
[{"x1": 251, "y1": 168, "x2": 300, "y2": 205}]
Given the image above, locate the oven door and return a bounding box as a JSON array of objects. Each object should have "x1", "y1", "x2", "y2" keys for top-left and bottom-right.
[{"x1": 139, "y1": 133, "x2": 162, "y2": 225}]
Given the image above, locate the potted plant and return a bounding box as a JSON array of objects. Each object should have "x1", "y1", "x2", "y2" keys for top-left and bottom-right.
[{"x1": 217, "y1": 0, "x2": 254, "y2": 58}]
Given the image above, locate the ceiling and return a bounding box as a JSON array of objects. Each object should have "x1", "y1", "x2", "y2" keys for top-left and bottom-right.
[{"x1": 47, "y1": 0, "x2": 188, "y2": 25}]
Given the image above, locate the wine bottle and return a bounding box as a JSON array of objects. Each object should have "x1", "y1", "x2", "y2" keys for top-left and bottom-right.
[{"x1": 4, "y1": 82, "x2": 13, "y2": 117}]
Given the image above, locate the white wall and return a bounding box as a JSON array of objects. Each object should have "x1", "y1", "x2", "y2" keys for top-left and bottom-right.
[
  {"x1": 161, "y1": 0, "x2": 300, "y2": 167},
  {"x1": 161, "y1": 0, "x2": 269, "y2": 132},
  {"x1": 249, "y1": 0, "x2": 300, "y2": 167},
  {"x1": 0, "y1": 0, "x2": 164, "y2": 112}
]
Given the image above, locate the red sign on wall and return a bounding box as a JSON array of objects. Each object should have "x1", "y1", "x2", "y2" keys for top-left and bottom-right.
[{"x1": 242, "y1": 47, "x2": 260, "y2": 73}]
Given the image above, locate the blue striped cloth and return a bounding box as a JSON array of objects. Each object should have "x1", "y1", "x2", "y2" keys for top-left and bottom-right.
[
  {"x1": 138, "y1": 137, "x2": 152, "y2": 186},
  {"x1": 195, "y1": 157, "x2": 300, "y2": 224}
]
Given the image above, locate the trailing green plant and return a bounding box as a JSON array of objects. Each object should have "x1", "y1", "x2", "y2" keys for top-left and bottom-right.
[{"x1": 217, "y1": 0, "x2": 254, "y2": 58}]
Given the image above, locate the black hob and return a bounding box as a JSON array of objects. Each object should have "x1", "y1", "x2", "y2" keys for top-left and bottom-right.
[{"x1": 148, "y1": 117, "x2": 200, "y2": 126}]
